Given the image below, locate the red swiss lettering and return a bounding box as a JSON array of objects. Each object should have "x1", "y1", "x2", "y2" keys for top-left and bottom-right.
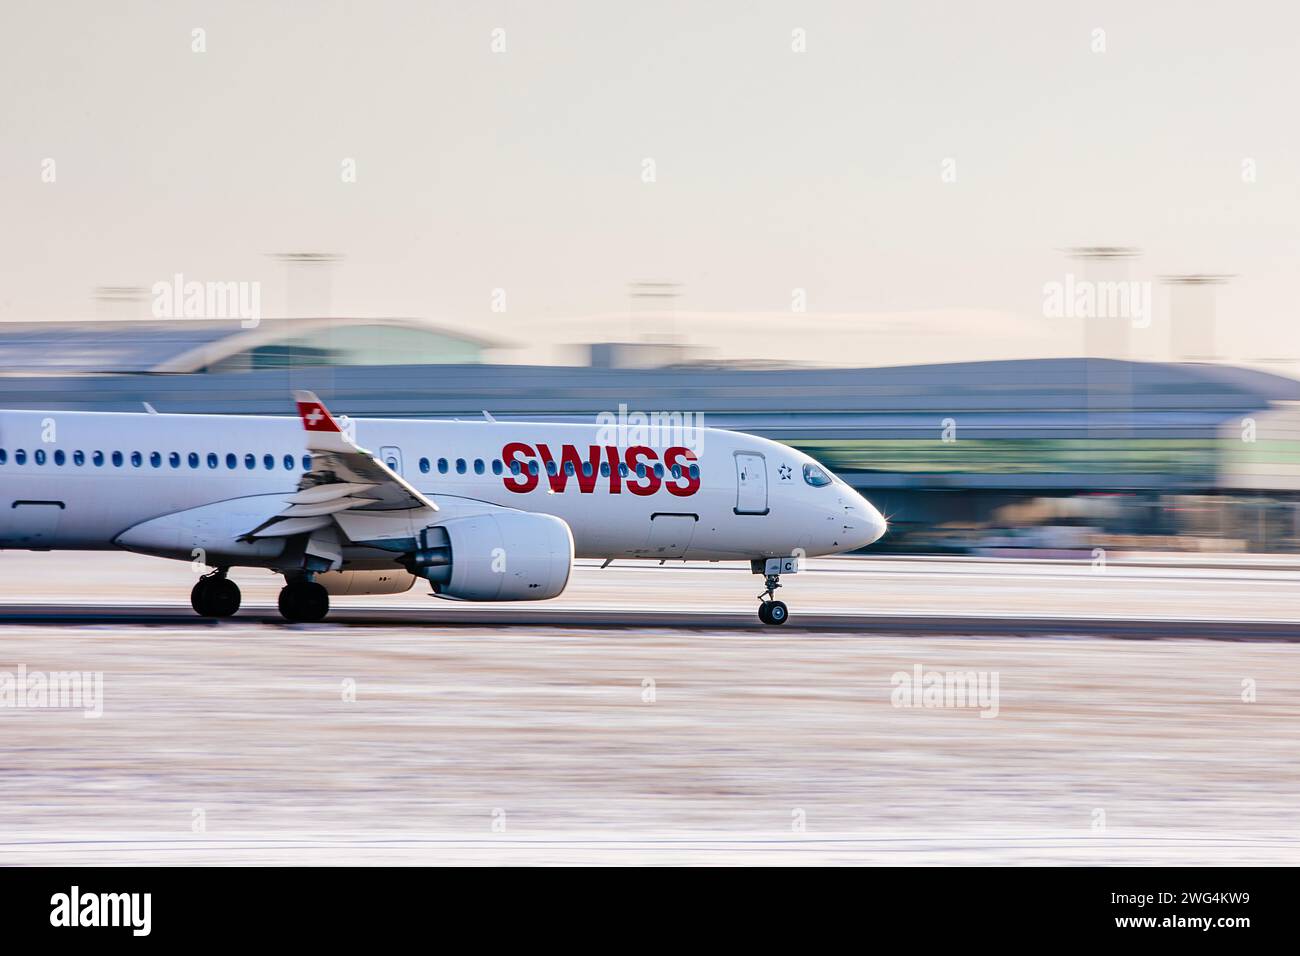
[
  {"x1": 663, "y1": 446, "x2": 700, "y2": 497},
  {"x1": 502, "y1": 442, "x2": 538, "y2": 493},
  {"x1": 623, "y1": 446, "x2": 661, "y2": 496}
]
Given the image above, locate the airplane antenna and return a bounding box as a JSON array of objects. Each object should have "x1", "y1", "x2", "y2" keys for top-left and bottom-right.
[
  {"x1": 142, "y1": 402, "x2": 159, "y2": 415},
  {"x1": 482, "y1": 410, "x2": 497, "y2": 423}
]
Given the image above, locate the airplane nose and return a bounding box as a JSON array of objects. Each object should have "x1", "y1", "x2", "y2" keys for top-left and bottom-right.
[
  {"x1": 825, "y1": 483, "x2": 888, "y2": 553},
  {"x1": 858, "y1": 495, "x2": 887, "y2": 546}
]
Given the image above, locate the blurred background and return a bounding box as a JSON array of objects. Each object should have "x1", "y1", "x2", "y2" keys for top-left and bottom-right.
[{"x1": 4, "y1": 0, "x2": 1300, "y2": 557}]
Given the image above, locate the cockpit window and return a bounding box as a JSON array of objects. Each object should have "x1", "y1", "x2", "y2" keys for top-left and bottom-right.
[{"x1": 803, "y1": 463, "x2": 832, "y2": 487}]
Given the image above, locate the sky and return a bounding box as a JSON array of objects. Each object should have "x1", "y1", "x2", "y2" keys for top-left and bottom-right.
[{"x1": 1, "y1": 0, "x2": 1298, "y2": 366}]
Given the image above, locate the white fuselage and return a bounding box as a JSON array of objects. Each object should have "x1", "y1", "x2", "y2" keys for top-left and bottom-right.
[{"x1": 0, "y1": 409, "x2": 886, "y2": 565}]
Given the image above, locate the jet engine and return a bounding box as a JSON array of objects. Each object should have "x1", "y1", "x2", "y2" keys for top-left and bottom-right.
[{"x1": 403, "y1": 512, "x2": 573, "y2": 601}]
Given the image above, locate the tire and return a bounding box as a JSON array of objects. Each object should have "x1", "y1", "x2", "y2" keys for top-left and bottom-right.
[
  {"x1": 278, "y1": 581, "x2": 329, "y2": 623},
  {"x1": 757, "y1": 602, "x2": 773, "y2": 625},
  {"x1": 205, "y1": 578, "x2": 241, "y2": 618},
  {"x1": 193, "y1": 576, "x2": 240, "y2": 617},
  {"x1": 190, "y1": 578, "x2": 211, "y2": 616},
  {"x1": 765, "y1": 601, "x2": 788, "y2": 625}
]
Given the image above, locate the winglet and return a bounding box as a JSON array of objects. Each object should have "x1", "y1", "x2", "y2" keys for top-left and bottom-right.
[{"x1": 294, "y1": 391, "x2": 342, "y2": 433}]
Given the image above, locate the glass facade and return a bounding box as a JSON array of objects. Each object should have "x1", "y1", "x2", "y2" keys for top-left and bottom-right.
[{"x1": 210, "y1": 325, "x2": 484, "y2": 371}]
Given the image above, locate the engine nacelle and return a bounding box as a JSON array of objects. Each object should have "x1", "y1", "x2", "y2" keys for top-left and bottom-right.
[
  {"x1": 316, "y1": 569, "x2": 417, "y2": 596},
  {"x1": 405, "y1": 512, "x2": 573, "y2": 601}
]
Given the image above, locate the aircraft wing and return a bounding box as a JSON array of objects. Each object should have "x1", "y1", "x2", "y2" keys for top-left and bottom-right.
[{"x1": 241, "y1": 391, "x2": 437, "y2": 543}]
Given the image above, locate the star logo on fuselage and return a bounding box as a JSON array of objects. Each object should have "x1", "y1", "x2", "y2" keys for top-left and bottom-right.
[{"x1": 778, "y1": 463, "x2": 793, "y2": 481}]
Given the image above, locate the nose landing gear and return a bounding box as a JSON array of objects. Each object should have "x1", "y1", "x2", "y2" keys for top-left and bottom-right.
[
  {"x1": 756, "y1": 572, "x2": 789, "y2": 626},
  {"x1": 752, "y1": 556, "x2": 799, "y2": 626},
  {"x1": 191, "y1": 569, "x2": 241, "y2": 618}
]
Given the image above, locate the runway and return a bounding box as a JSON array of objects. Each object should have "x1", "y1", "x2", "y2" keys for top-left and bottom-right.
[
  {"x1": 4, "y1": 548, "x2": 1300, "y2": 639},
  {"x1": 2, "y1": 603, "x2": 1300, "y2": 640},
  {"x1": 2, "y1": 552, "x2": 1300, "y2": 864}
]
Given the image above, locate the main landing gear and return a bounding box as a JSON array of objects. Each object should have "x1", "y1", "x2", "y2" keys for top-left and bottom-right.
[
  {"x1": 278, "y1": 578, "x2": 330, "y2": 623},
  {"x1": 191, "y1": 569, "x2": 241, "y2": 618}
]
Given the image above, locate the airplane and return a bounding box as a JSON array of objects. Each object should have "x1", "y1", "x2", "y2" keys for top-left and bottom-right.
[{"x1": 0, "y1": 392, "x2": 887, "y2": 625}]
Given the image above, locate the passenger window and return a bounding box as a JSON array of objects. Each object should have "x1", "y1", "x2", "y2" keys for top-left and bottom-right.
[
  {"x1": 150, "y1": 451, "x2": 162, "y2": 468},
  {"x1": 671, "y1": 465, "x2": 681, "y2": 479},
  {"x1": 582, "y1": 461, "x2": 593, "y2": 477},
  {"x1": 54, "y1": 450, "x2": 66, "y2": 466},
  {"x1": 263, "y1": 454, "x2": 274, "y2": 470},
  {"x1": 93, "y1": 451, "x2": 104, "y2": 467},
  {"x1": 455, "y1": 458, "x2": 467, "y2": 474},
  {"x1": 437, "y1": 458, "x2": 448, "y2": 474},
  {"x1": 169, "y1": 452, "x2": 181, "y2": 468},
  {"x1": 636, "y1": 463, "x2": 646, "y2": 478},
  {"x1": 653, "y1": 463, "x2": 664, "y2": 479},
  {"x1": 563, "y1": 461, "x2": 574, "y2": 476},
  {"x1": 528, "y1": 461, "x2": 539, "y2": 476},
  {"x1": 510, "y1": 460, "x2": 521, "y2": 475},
  {"x1": 600, "y1": 462, "x2": 610, "y2": 477},
  {"x1": 0, "y1": 449, "x2": 7, "y2": 465},
  {"x1": 188, "y1": 452, "x2": 199, "y2": 468},
  {"x1": 689, "y1": 464, "x2": 700, "y2": 479},
  {"x1": 129, "y1": 451, "x2": 141, "y2": 467},
  {"x1": 244, "y1": 453, "x2": 256, "y2": 470},
  {"x1": 545, "y1": 460, "x2": 557, "y2": 476},
  {"x1": 474, "y1": 459, "x2": 485, "y2": 475},
  {"x1": 419, "y1": 457, "x2": 430, "y2": 474},
  {"x1": 283, "y1": 454, "x2": 294, "y2": 470},
  {"x1": 15, "y1": 449, "x2": 27, "y2": 465},
  {"x1": 207, "y1": 453, "x2": 218, "y2": 469},
  {"x1": 113, "y1": 451, "x2": 124, "y2": 467},
  {"x1": 302, "y1": 455, "x2": 312, "y2": 471},
  {"x1": 618, "y1": 463, "x2": 629, "y2": 478},
  {"x1": 491, "y1": 459, "x2": 503, "y2": 475},
  {"x1": 35, "y1": 449, "x2": 47, "y2": 465}
]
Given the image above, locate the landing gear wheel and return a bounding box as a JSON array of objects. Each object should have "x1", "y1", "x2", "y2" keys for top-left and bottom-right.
[
  {"x1": 759, "y1": 600, "x2": 788, "y2": 626},
  {"x1": 755, "y1": 570, "x2": 788, "y2": 626},
  {"x1": 278, "y1": 581, "x2": 329, "y2": 623},
  {"x1": 191, "y1": 574, "x2": 241, "y2": 618}
]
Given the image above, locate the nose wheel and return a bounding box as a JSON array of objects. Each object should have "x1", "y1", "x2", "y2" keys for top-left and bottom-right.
[{"x1": 757, "y1": 573, "x2": 789, "y2": 626}]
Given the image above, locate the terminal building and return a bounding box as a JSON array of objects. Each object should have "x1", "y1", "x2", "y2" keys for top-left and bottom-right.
[{"x1": 0, "y1": 317, "x2": 504, "y2": 374}]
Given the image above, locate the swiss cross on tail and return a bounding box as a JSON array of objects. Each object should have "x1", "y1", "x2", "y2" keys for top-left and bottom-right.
[{"x1": 295, "y1": 393, "x2": 342, "y2": 432}]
